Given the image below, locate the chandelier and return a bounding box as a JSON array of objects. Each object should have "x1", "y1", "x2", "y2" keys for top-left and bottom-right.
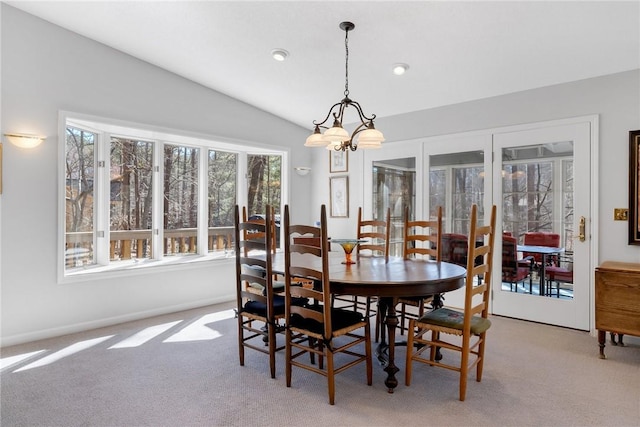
[{"x1": 304, "y1": 22, "x2": 384, "y2": 152}]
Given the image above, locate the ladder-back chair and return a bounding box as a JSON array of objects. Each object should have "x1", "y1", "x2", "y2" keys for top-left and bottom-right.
[
  {"x1": 284, "y1": 204, "x2": 372, "y2": 405},
  {"x1": 234, "y1": 204, "x2": 282, "y2": 378},
  {"x1": 397, "y1": 206, "x2": 443, "y2": 336},
  {"x1": 405, "y1": 204, "x2": 496, "y2": 401}
]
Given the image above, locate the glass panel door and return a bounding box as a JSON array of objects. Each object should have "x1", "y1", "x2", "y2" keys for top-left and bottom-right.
[
  {"x1": 373, "y1": 158, "x2": 416, "y2": 257},
  {"x1": 363, "y1": 142, "x2": 422, "y2": 257},
  {"x1": 425, "y1": 134, "x2": 493, "y2": 309},
  {"x1": 492, "y1": 122, "x2": 591, "y2": 330}
]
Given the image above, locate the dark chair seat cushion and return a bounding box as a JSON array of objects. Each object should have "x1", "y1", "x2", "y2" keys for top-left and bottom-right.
[
  {"x1": 418, "y1": 307, "x2": 491, "y2": 335},
  {"x1": 244, "y1": 295, "x2": 307, "y2": 317},
  {"x1": 290, "y1": 307, "x2": 364, "y2": 335}
]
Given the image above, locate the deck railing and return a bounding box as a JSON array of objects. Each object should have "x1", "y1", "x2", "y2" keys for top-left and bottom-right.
[{"x1": 65, "y1": 226, "x2": 235, "y2": 267}]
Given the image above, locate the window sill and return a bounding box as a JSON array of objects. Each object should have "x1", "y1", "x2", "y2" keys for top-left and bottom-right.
[{"x1": 60, "y1": 252, "x2": 236, "y2": 284}]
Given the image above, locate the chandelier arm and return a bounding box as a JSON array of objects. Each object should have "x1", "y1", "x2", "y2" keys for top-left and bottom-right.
[
  {"x1": 312, "y1": 101, "x2": 345, "y2": 127},
  {"x1": 350, "y1": 122, "x2": 370, "y2": 140},
  {"x1": 347, "y1": 99, "x2": 377, "y2": 125}
]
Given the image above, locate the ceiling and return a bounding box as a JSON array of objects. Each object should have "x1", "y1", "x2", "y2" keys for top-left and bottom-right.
[{"x1": 7, "y1": 1, "x2": 640, "y2": 131}]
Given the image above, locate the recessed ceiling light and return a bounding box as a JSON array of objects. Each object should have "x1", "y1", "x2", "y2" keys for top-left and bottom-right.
[
  {"x1": 392, "y1": 63, "x2": 409, "y2": 75},
  {"x1": 271, "y1": 49, "x2": 289, "y2": 62}
]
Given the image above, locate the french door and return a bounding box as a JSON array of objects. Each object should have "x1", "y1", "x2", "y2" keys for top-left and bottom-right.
[
  {"x1": 364, "y1": 118, "x2": 594, "y2": 330},
  {"x1": 492, "y1": 120, "x2": 593, "y2": 330},
  {"x1": 424, "y1": 133, "x2": 493, "y2": 309},
  {"x1": 362, "y1": 141, "x2": 423, "y2": 257}
]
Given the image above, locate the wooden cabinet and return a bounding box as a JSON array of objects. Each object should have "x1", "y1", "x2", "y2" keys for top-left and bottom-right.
[{"x1": 595, "y1": 261, "x2": 640, "y2": 358}]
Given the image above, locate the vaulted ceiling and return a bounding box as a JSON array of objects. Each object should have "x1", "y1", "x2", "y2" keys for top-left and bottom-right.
[{"x1": 7, "y1": 1, "x2": 640, "y2": 131}]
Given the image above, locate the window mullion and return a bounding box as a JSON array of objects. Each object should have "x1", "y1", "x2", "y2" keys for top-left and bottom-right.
[
  {"x1": 152, "y1": 141, "x2": 164, "y2": 260},
  {"x1": 95, "y1": 131, "x2": 111, "y2": 265},
  {"x1": 197, "y1": 149, "x2": 208, "y2": 254},
  {"x1": 237, "y1": 152, "x2": 248, "y2": 208}
]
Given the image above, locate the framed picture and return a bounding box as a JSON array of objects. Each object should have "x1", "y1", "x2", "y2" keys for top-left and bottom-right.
[
  {"x1": 329, "y1": 149, "x2": 348, "y2": 173},
  {"x1": 330, "y1": 176, "x2": 349, "y2": 218},
  {"x1": 629, "y1": 130, "x2": 640, "y2": 245}
]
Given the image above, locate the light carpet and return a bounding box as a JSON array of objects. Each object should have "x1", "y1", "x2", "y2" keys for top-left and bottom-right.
[{"x1": 1, "y1": 301, "x2": 639, "y2": 426}]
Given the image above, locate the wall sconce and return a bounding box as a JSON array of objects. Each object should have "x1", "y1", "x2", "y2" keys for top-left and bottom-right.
[
  {"x1": 294, "y1": 167, "x2": 311, "y2": 176},
  {"x1": 4, "y1": 133, "x2": 46, "y2": 148}
]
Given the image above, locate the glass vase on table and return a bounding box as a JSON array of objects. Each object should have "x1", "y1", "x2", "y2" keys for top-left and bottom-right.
[{"x1": 332, "y1": 239, "x2": 368, "y2": 264}]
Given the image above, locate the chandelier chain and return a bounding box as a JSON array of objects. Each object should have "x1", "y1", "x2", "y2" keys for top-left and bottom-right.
[{"x1": 344, "y1": 27, "x2": 349, "y2": 98}]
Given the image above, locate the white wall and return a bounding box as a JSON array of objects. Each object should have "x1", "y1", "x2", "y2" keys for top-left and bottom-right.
[
  {"x1": 0, "y1": 5, "x2": 312, "y2": 346},
  {"x1": 312, "y1": 70, "x2": 640, "y2": 265}
]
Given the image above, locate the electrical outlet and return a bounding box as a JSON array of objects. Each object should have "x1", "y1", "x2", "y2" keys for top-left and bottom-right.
[{"x1": 614, "y1": 208, "x2": 628, "y2": 221}]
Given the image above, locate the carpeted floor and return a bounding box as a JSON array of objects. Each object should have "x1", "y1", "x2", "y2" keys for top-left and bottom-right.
[{"x1": 1, "y1": 301, "x2": 639, "y2": 426}]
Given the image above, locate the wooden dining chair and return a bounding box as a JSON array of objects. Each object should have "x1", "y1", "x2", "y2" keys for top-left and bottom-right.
[
  {"x1": 352, "y1": 207, "x2": 391, "y2": 340},
  {"x1": 405, "y1": 204, "x2": 496, "y2": 401},
  {"x1": 332, "y1": 207, "x2": 390, "y2": 340},
  {"x1": 283, "y1": 204, "x2": 372, "y2": 405},
  {"x1": 234, "y1": 204, "x2": 283, "y2": 378},
  {"x1": 356, "y1": 206, "x2": 391, "y2": 261},
  {"x1": 396, "y1": 206, "x2": 443, "y2": 336},
  {"x1": 242, "y1": 206, "x2": 277, "y2": 255}
]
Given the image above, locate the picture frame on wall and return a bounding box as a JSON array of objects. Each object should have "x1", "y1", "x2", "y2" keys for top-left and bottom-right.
[
  {"x1": 330, "y1": 175, "x2": 349, "y2": 218},
  {"x1": 329, "y1": 149, "x2": 348, "y2": 173},
  {"x1": 629, "y1": 129, "x2": 640, "y2": 245}
]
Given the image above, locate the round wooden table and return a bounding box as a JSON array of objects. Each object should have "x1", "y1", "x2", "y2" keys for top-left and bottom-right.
[{"x1": 273, "y1": 252, "x2": 467, "y2": 392}]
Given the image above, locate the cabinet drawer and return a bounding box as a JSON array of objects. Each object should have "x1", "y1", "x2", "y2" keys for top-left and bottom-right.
[{"x1": 595, "y1": 264, "x2": 640, "y2": 336}]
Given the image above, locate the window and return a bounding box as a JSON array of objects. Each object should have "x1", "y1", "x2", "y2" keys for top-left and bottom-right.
[
  {"x1": 429, "y1": 151, "x2": 485, "y2": 235},
  {"x1": 502, "y1": 161, "x2": 554, "y2": 238},
  {"x1": 208, "y1": 150, "x2": 238, "y2": 253},
  {"x1": 65, "y1": 127, "x2": 97, "y2": 268},
  {"x1": 110, "y1": 137, "x2": 154, "y2": 261},
  {"x1": 62, "y1": 115, "x2": 285, "y2": 278},
  {"x1": 372, "y1": 160, "x2": 416, "y2": 257}
]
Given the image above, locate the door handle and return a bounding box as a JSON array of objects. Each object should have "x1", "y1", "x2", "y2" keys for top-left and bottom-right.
[{"x1": 578, "y1": 216, "x2": 586, "y2": 242}]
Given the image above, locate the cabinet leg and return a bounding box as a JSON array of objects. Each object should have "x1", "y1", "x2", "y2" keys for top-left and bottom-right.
[
  {"x1": 610, "y1": 332, "x2": 625, "y2": 347},
  {"x1": 598, "y1": 330, "x2": 606, "y2": 359}
]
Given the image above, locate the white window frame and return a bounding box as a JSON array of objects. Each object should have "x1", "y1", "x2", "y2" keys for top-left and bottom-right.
[{"x1": 58, "y1": 111, "x2": 288, "y2": 283}]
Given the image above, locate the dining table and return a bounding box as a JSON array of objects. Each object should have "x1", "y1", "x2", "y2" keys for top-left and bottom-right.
[
  {"x1": 271, "y1": 251, "x2": 467, "y2": 393},
  {"x1": 517, "y1": 244, "x2": 565, "y2": 296}
]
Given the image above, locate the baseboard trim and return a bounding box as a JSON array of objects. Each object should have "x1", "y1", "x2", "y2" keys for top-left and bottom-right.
[{"x1": 1, "y1": 295, "x2": 235, "y2": 347}]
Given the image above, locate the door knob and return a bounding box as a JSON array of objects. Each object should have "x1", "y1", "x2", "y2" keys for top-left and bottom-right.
[{"x1": 578, "y1": 216, "x2": 586, "y2": 242}]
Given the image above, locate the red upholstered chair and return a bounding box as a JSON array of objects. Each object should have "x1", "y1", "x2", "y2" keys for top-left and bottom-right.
[
  {"x1": 545, "y1": 254, "x2": 574, "y2": 298},
  {"x1": 502, "y1": 235, "x2": 533, "y2": 293},
  {"x1": 441, "y1": 233, "x2": 469, "y2": 267},
  {"x1": 442, "y1": 232, "x2": 485, "y2": 284},
  {"x1": 522, "y1": 232, "x2": 561, "y2": 268}
]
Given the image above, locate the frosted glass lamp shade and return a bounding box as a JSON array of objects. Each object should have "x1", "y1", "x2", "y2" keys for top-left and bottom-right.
[
  {"x1": 305, "y1": 131, "x2": 327, "y2": 147},
  {"x1": 322, "y1": 124, "x2": 349, "y2": 145},
  {"x1": 356, "y1": 127, "x2": 384, "y2": 148},
  {"x1": 5, "y1": 133, "x2": 45, "y2": 148}
]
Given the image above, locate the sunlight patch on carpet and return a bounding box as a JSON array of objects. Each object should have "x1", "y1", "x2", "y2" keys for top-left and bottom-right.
[
  {"x1": 162, "y1": 310, "x2": 234, "y2": 343},
  {"x1": 0, "y1": 350, "x2": 47, "y2": 371},
  {"x1": 109, "y1": 321, "x2": 183, "y2": 349},
  {"x1": 13, "y1": 336, "x2": 114, "y2": 372}
]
